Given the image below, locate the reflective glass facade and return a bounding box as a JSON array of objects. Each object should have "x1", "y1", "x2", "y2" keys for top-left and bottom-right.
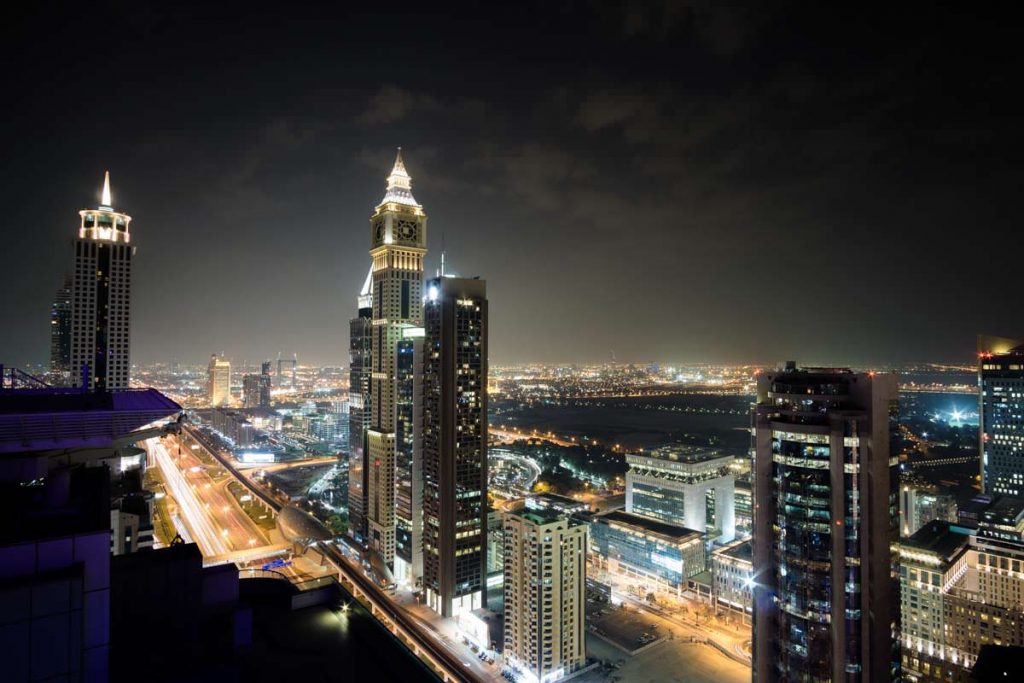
[
  {"x1": 752, "y1": 367, "x2": 900, "y2": 683},
  {"x1": 979, "y1": 338, "x2": 1024, "y2": 496},
  {"x1": 421, "y1": 276, "x2": 488, "y2": 617},
  {"x1": 589, "y1": 510, "x2": 705, "y2": 592}
]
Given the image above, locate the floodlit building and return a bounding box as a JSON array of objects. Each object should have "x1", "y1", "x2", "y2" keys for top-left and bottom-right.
[
  {"x1": 70, "y1": 172, "x2": 134, "y2": 390},
  {"x1": 207, "y1": 354, "x2": 231, "y2": 407},
  {"x1": 978, "y1": 335, "x2": 1024, "y2": 496},
  {"x1": 421, "y1": 275, "x2": 488, "y2": 617},
  {"x1": 752, "y1": 363, "x2": 900, "y2": 682},
  {"x1": 525, "y1": 491, "x2": 589, "y2": 516},
  {"x1": 367, "y1": 149, "x2": 427, "y2": 569},
  {"x1": 347, "y1": 265, "x2": 373, "y2": 541},
  {"x1": 588, "y1": 509, "x2": 706, "y2": 598},
  {"x1": 901, "y1": 478, "x2": 958, "y2": 537},
  {"x1": 712, "y1": 538, "x2": 753, "y2": 618},
  {"x1": 901, "y1": 499, "x2": 1024, "y2": 681},
  {"x1": 625, "y1": 446, "x2": 736, "y2": 543},
  {"x1": 503, "y1": 507, "x2": 587, "y2": 683}
]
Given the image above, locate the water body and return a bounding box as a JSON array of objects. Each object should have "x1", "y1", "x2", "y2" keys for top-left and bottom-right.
[
  {"x1": 501, "y1": 394, "x2": 753, "y2": 456},
  {"x1": 500, "y1": 389, "x2": 978, "y2": 458}
]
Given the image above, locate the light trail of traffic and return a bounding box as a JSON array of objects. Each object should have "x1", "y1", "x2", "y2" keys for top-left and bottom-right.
[{"x1": 150, "y1": 438, "x2": 231, "y2": 555}]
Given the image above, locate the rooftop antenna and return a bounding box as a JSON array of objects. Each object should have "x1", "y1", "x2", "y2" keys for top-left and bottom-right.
[
  {"x1": 438, "y1": 231, "x2": 446, "y2": 277},
  {"x1": 100, "y1": 171, "x2": 112, "y2": 208}
]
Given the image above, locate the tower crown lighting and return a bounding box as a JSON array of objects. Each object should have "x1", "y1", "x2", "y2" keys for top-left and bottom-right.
[
  {"x1": 79, "y1": 171, "x2": 131, "y2": 244},
  {"x1": 379, "y1": 148, "x2": 420, "y2": 208}
]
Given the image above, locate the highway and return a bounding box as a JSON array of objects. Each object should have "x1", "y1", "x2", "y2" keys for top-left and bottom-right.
[
  {"x1": 148, "y1": 435, "x2": 272, "y2": 557},
  {"x1": 172, "y1": 424, "x2": 490, "y2": 683},
  {"x1": 319, "y1": 542, "x2": 491, "y2": 683}
]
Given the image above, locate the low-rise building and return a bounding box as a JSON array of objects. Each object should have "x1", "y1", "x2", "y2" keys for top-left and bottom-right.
[
  {"x1": 587, "y1": 509, "x2": 705, "y2": 598},
  {"x1": 712, "y1": 538, "x2": 753, "y2": 618},
  {"x1": 624, "y1": 446, "x2": 735, "y2": 543},
  {"x1": 901, "y1": 497, "x2": 1024, "y2": 682}
]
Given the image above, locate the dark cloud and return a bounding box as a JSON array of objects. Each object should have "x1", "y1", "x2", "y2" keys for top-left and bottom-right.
[{"x1": 0, "y1": 3, "x2": 1021, "y2": 368}]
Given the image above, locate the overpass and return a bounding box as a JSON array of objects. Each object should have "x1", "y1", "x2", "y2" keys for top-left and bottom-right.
[
  {"x1": 180, "y1": 425, "x2": 480, "y2": 682},
  {"x1": 180, "y1": 424, "x2": 282, "y2": 517},
  {"x1": 318, "y1": 541, "x2": 480, "y2": 683}
]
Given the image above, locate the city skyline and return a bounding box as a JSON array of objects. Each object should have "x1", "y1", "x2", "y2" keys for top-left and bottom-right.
[
  {"x1": 6, "y1": 5, "x2": 1024, "y2": 683},
  {"x1": 3, "y1": 5, "x2": 1022, "y2": 367}
]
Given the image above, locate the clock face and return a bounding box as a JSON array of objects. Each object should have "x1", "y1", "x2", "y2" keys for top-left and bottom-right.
[
  {"x1": 396, "y1": 219, "x2": 418, "y2": 242},
  {"x1": 373, "y1": 218, "x2": 385, "y2": 243}
]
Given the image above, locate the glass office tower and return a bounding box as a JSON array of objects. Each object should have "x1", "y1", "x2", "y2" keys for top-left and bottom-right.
[{"x1": 752, "y1": 363, "x2": 900, "y2": 682}]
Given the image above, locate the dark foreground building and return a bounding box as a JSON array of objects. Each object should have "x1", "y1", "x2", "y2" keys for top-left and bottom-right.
[{"x1": 752, "y1": 363, "x2": 900, "y2": 682}]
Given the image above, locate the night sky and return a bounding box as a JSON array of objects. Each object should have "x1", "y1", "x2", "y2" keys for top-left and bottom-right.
[{"x1": 2, "y1": 3, "x2": 1021, "y2": 367}]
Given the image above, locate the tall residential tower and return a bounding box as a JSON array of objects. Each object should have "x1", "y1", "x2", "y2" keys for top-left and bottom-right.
[
  {"x1": 752, "y1": 363, "x2": 900, "y2": 682},
  {"x1": 70, "y1": 172, "x2": 133, "y2": 390},
  {"x1": 366, "y1": 150, "x2": 427, "y2": 568},
  {"x1": 421, "y1": 275, "x2": 488, "y2": 617},
  {"x1": 503, "y1": 507, "x2": 587, "y2": 683}
]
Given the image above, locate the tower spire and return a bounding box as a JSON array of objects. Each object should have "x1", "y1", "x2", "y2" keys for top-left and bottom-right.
[
  {"x1": 380, "y1": 147, "x2": 419, "y2": 207},
  {"x1": 101, "y1": 171, "x2": 112, "y2": 208}
]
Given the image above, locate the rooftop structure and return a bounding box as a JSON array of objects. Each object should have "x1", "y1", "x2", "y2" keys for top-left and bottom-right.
[
  {"x1": 625, "y1": 446, "x2": 735, "y2": 542},
  {"x1": 0, "y1": 386, "x2": 182, "y2": 456}
]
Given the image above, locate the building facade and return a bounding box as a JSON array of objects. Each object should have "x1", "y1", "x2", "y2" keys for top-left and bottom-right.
[
  {"x1": 752, "y1": 364, "x2": 900, "y2": 682},
  {"x1": 367, "y1": 150, "x2": 427, "y2": 568},
  {"x1": 978, "y1": 335, "x2": 1024, "y2": 496},
  {"x1": 588, "y1": 509, "x2": 706, "y2": 597},
  {"x1": 395, "y1": 328, "x2": 424, "y2": 585},
  {"x1": 421, "y1": 275, "x2": 488, "y2": 617},
  {"x1": 50, "y1": 273, "x2": 72, "y2": 384},
  {"x1": 625, "y1": 446, "x2": 736, "y2": 543},
  {"x1": 734, "y1": 480, "x2": 753, "y2": 539},
  {"x1": 901, "y1": 478, "x2": 958, "y2": 538},
  {"x1": 901, "y1": 500, "x2": 1024, "y2": 682},
  {"x1": 207, "y1": 354, "x2": 231, "y2": 407},
  {"x1": 712, "y1": 538, "x2": 753, "y2": 617},
  {"x1": 503, "y1": 507, "x2": 587, "y2": 683},
  {"x1": 347, "y1": 266, "x2": 373, "y2": 541},
  {"x1": 241, "y1": 371, "x2": 271, "y2": 409},
  {"x1": 70, "y1": 172, "x2": 133, "y2": 390}
]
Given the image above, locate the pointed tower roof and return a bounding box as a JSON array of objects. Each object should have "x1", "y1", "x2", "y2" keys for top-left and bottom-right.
[
  {"x1": 379, "y1": 147, "x2": 420, "y2": 207},
  {"x1": 357, "y1": 262, "x2": 374, "y2": 309},
  {"x1": 100, "y1": 171, "x2": 112, "y2": 209}
]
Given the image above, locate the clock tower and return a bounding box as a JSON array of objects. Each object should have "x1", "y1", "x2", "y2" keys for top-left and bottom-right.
[{"x1": 366, "y1": 149, "x2": 427, "y2": 568}]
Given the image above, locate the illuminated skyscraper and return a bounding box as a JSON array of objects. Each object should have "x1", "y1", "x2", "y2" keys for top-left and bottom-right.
[
  {"x1": 348, "y1": 265, "x2": 373, "y2": 541},
  {"x1": 421, "y1": 275, "x2": 487, "y2": 617},
  {"x1": 395, "y1": 326, "x2": 425, "y2": 585},
  {"x1": 50, "y1": 273, "x2": 72, "y2": 384},
  {"x1": 242, "y1": 366, "x2": 271, "y2": 409},
  {"x1": 502, "y1": 507, "x2": 587, "y2": 683},
  {"x1": 207, "y1": 354, "x2": 231, "y2": 407},
  {"x1": 366, "y1": 150, "x2": 427, "y2": 568},
  {"x1": 752, "y1": 363, "x2": 900, "y2": 682},
  {"x1": 978, "y1": 335, "x2": 1024, "y2": 496},
  {"x1": 70, "y1": 172, "x2": 133, "y2": 390}
]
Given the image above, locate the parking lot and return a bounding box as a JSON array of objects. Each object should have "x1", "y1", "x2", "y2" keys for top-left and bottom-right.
[{"x1": 587, "y1": 600, "x2": 662, "y2": 654}]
